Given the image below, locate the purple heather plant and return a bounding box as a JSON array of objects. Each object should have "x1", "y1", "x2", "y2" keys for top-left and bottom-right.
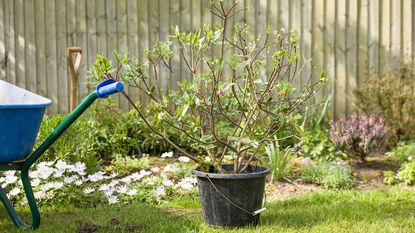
[{"x1": 329, "y1": 113, "x2": 390, "y2": 163}]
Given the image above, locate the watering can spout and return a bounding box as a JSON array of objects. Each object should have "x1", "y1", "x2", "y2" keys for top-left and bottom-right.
[{"x1": 96, "y1": 79, "x2": 124, "y2": 98}]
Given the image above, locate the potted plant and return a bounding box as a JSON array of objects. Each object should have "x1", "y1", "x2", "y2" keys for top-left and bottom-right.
[{"x1": 89, "y1": 0, "x2": 327, "y2": 227}]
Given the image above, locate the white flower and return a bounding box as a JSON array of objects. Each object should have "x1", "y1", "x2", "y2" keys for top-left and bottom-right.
[
  {"x1": 139, "y1": 170, "x2": 151, "y2": 176},
  {"x1": 32, "y1": 178, "x2": 40, "y2": 187},
  {"x1": 158, "y1": 112, "x2": 165, "y2": 121},
  {"x1": 53, "y1": 169, "x2": 64, "y2": 178},
  {"x1": 4, "y1": 174, "x2": 18, "y2": 184},
  {"x1": 126, "y1": 189, "x2": 137, "y2": 196},
  {"x1": 30, "y1": 171, "x2": 39, "y2": 179},
  {"x1": 4, "y1": 171, "x2": 16, "y2": 177},
  {"x1": 9, "y1": 187, "x2": 20, "y2": 196},
  {"x1": 408, "y1": 156, "x2": 413, "y2": 161},
  {"x1": 204, "y1": 156, "x2": 212, "y2": 162},
  {"x1": 104, "y1": 173, "x2": 118, "y2": 179},
  {"x1": 154, "y1": 185, "x2": 166, "y2": 197},
  {"x1": 74, "y1": 180, "x2": 83, "y2": 186},
  {"x1": 178, "y1": 177, "x2": 196, "y2": 190},
  {"x1": 71, "y1": 162, "x2": 87, "y2": 176},
  {"x1": 0, "y1": 177, "x2": 5, "y2": 183},
  {"x1": 195, "y1": 97, "x2": 201, "y2": 106},
  {"x1": 88, "y1": 172, "x2": 105, "y2": 182},
  {"x1": 99, "y1": 184, "x2": 110, "y2": 191},
  {"x1": 120, "y1": 177, "x2": 132, "y2": 184},
  {"x1": 64, "y1": 175, "x2": 77, "y2": 184},
  {"x1": 108, "y1": 195, "x2": 118, "y2": 204},
  {"x1": 151, "y1": 167, "x2": 160, "y2": 173},
  {"x1": 109, "y1": 179, "x2": 120, "y2": 187},
  {"x1": 162, "y1": 179, "x2": 174, "y2": 187},
  {"x1": 52, "y1": 182, "x2": 64, "y2": 189},
  {"x1": 55, "y1": 160, "x2": 68, "y2": 171},
  {"x1": 34, "y1": 191, "x2": 45, "y2": 200},
  {"x1": 117, "y1": 185, "x2": 129, "y2": 194},
  {"x1": 163, "y1": 164, "x2": 177, "y2": 173},
  {"x1": 103, "y1": 189, "x2": 114, "y2": 197},
  {"x1": 178, "y1": 156, "x2": 190, "y2": 163},
  {"x1": 83, "y1": 187, "x2": 95, "y2": 194},
  {"x1": 129, "y1": 172, "x2": 143, "y2": 181},
  {"x1": 161, "y1": 151, "x2": 173, "y2": 158},
  {"x1": 36, "y1": 165, "x2": 55, "y2": 179}
]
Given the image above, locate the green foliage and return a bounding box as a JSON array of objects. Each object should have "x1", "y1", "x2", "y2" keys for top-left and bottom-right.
[
  {"x1": 298, "y1": 128, "x2": 346, "y2": 162},
  {"x1": 397, "y1": 161, "x2": 415, "y2": 185},
  {"x1": 111, "y1": 154, "x2": 151, "y2": 176},
  {"x1": 383, "y1": 170, "x2": 398, "y2": 185},
  {"x1": 301, "y1": 161, "x2": 354, "y2": 190},
  {"x1": 297, "y1": 94, "x2": 345, "y2": 162},
  {"x1": 354, "y1": 61, "x2": 415, "y2": 140},
  {"x1": 386, "y1": 142, "x2": 415, "y2": 165},
  {"x1": 35, "y1": 100, "x2": 173, "y2": 172},
  {"x1": 265, "y1": 139, "x2": 293, "y2": 181}
]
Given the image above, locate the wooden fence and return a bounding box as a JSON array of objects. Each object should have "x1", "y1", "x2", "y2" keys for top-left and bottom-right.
[{"x1": 0, "y1": 0, "x2": 414, "y2": 115}]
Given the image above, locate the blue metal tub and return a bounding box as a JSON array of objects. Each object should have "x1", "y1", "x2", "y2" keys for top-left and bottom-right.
[{"x1": 0, "y1": 80, "x2": 52, "y2": 163}]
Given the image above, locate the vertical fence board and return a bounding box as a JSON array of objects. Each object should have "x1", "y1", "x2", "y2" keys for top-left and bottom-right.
[
  {"x1": 126, "y1": 0, "x2": 139, "y2": 102},
  {"x1": 403, "y1": 0, "x2": 412, "y2": 62},
  {"x1": 380, "y1": 0, "x2": 391, "y2": 74},
  {"x1": 0, "y1": 0, "x2": 5, "y2": 80},
  {"x1": 35, "y1": 0, "x2": 47, "y2": 97},
  {"x1": 357, "y1": 0, "x2": 369, "y2": 88},
  {"x1": 326, "y1": 0, "x2": 336, "y2": 115},
  {"x1": 76, "y1": 0, "x2": 89, "y2": 102},
  {"x1": 15, "y1": 0, "x2": 25, "y2": 88},
  {"x1": 313, "y1": 0, "x2": 326, "y2": 101},
  {"x1": 368, "y1": 0, "x2": 380, "y2": 79},
  {"x1": 138, "y1": 0, "x2": 149, "y2": 105},
  {"x1": 24, "y1": 0, "x2": 36, "y2": 93},
  {"x1": 391, "y1": 0, "x2": 402, "y2": 66},
  {"x1": 56, "y1": 0, "x2": 68, "y2": 113},
  {"x1": 347, "y1": 0, "x2": 358, "y2": 113},
  {"x1": 45, "y1": 0, "x2": 58, "y2": 113}
]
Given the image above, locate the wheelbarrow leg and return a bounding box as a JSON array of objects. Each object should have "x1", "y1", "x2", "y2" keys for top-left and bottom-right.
[{"x1": 0, "y1": 169, "x2": 40, "y2": 229}]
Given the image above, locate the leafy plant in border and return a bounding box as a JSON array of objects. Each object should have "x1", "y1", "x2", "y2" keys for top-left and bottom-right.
[
  {"x1": 397, "y1": 161, "x2": 415, "y2": 185},
  {"x1": 301, "y1": 161, "x2": 354, "y2": 190},
  {"x1": 265, "y1": 138, "x2": 293, "y2": 181},
  {"x1": 88, "y1": 1, "x2": 327, "y2": 174},
  {"x1": 386, "y1": 141, "x2": 415, "y2": 165},
  {"x1": 354, "y1": 60, "x2": 415, "y2": 140}
]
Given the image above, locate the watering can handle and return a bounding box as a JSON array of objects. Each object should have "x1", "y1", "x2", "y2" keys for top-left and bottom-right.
[{"x1": 96, "y1": 79, "x2": 124, "y2": 98}]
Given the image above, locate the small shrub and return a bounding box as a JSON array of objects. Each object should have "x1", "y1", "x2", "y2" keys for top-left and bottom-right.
[
  {"x1": 330, "y1": 113, "x2": 390, "y2": 162},
  {"x1": 383, "y1": 170, "x2": 398, "y2": 185},
  {"x1": 301, "y1": 161, "x2": 354, "y2": 190},
  {"x1": 265, "y1": 139, "x2": 293, "y2": 181},
  {"x1": 298, "y1": 128, "x2": 346, "y2": 162},
  {"x1": 397, "y1": 161, "x2": 415, "y2": 185},
  {"x1": 354, "y1": 61, "x2": 415, "y2": 140},
  {"x1": 386, "y1": 142, "x2": 415, "y2": 165},
  {"x1": 110, "y1": 154, "x2": 151, "y2": 176}
]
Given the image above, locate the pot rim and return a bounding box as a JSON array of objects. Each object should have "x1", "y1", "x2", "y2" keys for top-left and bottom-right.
[{"x1": 192, "y1": 164, "x2": 271, "y2": 179}]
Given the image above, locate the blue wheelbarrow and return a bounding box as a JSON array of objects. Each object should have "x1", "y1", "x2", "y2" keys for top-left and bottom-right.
[{"x1": 0, "y1": 79, "x2": 123, "y2": 229}]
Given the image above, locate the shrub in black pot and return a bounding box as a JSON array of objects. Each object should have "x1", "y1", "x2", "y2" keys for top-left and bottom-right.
[{"x1": 89, "y1": 0, "x2": 327, "y2": 227}]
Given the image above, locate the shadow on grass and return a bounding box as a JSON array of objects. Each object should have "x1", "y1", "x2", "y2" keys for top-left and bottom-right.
[{"x1": 0, "y1": 203, "x2": 202, "y2": 233}]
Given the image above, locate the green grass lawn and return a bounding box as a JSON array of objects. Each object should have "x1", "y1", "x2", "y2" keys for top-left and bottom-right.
[{"x1": 0, "y1": 189, "x2": 414, "y2": 232}]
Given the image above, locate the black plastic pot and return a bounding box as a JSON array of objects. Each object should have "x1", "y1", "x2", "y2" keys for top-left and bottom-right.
[{"x1": 192, "y1": 164, "x2": 271, "y2": 227}]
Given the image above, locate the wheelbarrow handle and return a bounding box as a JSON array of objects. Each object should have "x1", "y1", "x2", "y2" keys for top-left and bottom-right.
[{"x1": 96, "y1": 79, "x2": 124, "y2": 98}]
